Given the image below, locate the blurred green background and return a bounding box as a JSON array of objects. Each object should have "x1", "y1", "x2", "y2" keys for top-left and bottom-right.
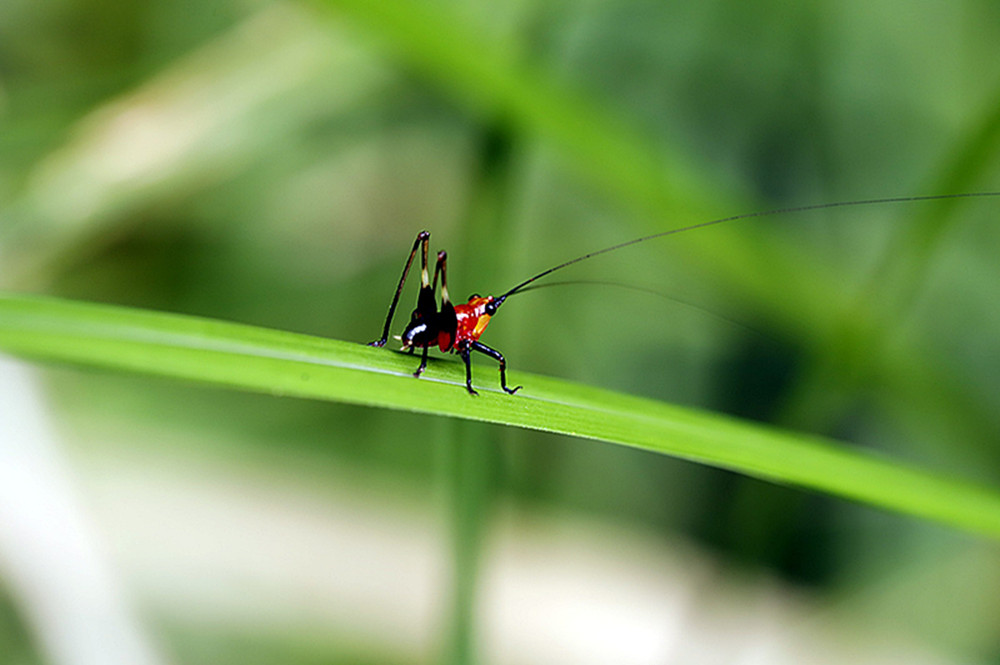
[{"x1": 2, "y1": 0, "x2": 1000, "y2": 663}]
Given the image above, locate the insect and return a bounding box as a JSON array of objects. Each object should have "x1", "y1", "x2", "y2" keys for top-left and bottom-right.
[{"x1": 369, "y1": 193, "x2": 999, "y2": 395}]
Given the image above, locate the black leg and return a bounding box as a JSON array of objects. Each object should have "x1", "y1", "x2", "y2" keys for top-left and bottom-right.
[
  {"x1": 414, "y1": 231, "x2": 436, "y2": 317},
  {"x1": 432, "y1": 250, "x2": 452, "y2": 306},
  {"x1": 434, "y1": 250, "x2": 457, "y2": 351},
  {"x1": 471, "y1": 341, "x2": 522, "y2": 394},
  {"x1": 370, "y1": 231, "x2": 430, "y2": 347},
  {"x1": 460, "y1": 347, "x2": 478, "y2": 396},
  {"x1": 414, "y1": 345, "x2": 430, "y2": 378}
]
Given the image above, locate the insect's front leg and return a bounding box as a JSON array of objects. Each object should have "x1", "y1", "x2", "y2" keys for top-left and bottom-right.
[{"x1": 471, "y1": 341, "x2": 521, "y2": 394}]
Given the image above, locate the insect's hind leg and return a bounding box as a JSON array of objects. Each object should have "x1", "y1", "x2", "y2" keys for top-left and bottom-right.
[
  {"x1": 471, "y1": 341, "x2": 522, "y2": 395},
  {"x1": 433, "y1": 250, "x2": 458, "y2": 350},
  {"x1": 370, "y1": 231, "x2": 430, "y2": 347}
]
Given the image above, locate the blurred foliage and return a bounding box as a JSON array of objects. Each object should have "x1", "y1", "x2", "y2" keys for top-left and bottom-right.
[{"x1": 2, "y1": 0, "x2": 1000, "y2": 663}]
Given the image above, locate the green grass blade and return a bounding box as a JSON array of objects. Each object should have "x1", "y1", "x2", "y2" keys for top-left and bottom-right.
[{"x1": 2, "y1": 291, "x2": 1000, "y2": 539}]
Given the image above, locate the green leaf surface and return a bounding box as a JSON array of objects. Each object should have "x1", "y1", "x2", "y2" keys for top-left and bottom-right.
[{"x1": 3, "y1": 292, "x2": 999, "y2": 540}]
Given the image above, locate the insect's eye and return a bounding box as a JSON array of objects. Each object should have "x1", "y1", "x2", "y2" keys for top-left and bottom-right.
[{"x1": 485, "y1": 301, "x2": 497, "y2": 315}]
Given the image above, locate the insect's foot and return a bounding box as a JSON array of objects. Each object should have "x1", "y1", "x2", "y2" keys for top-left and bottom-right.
[
  {"x1": 368, "y1": 339, "x2": 386, "y2": 348},
  {"x1": 504, "y1": 385, "x2": 523, "y2": 395},
  {"x1": 466, "y1": 386, "x2": 479, "y2": 396}
]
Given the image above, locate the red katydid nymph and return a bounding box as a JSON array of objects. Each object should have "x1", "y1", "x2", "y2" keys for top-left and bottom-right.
[{"x1": 370, "y1": 193, "x2": 1000, "y2": 394}]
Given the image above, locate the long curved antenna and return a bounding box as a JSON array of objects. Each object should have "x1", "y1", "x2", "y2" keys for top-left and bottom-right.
[
  {"x1": 493, "y1": 192, "x2": 1000, "y2": 307},
  {"x1": 508, "y1": 278, "x2": 774, "y2": 339}
]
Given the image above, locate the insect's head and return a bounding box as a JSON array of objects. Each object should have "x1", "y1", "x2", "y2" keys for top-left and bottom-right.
[{"x1": 485, "y1": 294, "x2": 506, "y2": 315}]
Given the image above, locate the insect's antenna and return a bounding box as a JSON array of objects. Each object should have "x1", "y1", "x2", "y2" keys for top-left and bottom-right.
[
  {"x1": 491, "y1": 192, "x2": 1000, "y2": 308},
  {"x1": 509, "y1": 279, "x2": 775, "y2": 340}
]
